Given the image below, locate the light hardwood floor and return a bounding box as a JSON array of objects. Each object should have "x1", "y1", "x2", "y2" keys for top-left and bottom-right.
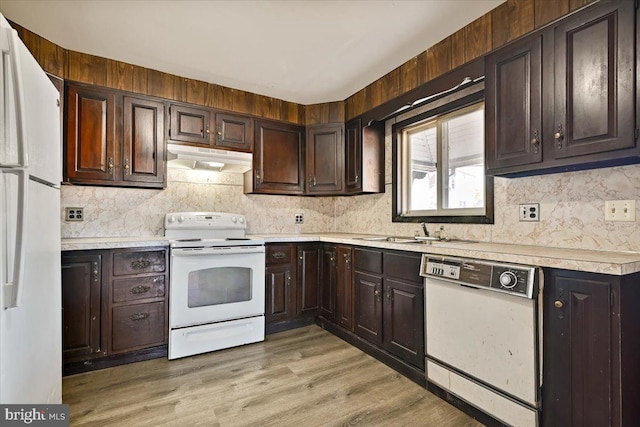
[{"x1": 63, "y1": 325, "x2": 484, "y2": 426}]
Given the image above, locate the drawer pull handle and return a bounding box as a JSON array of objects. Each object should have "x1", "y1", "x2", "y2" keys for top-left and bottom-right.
[
  {"x1": 130, "y1": 285, "x2": 151, "y2": 295},
  {"x1": 130, "y1": 312, "x2": 150, "y2": 321},
  {"x1": 272, "y1": 252, "x2": 286, "y2": 260},
  {"x1": 131, "y1": 259, "x2": 152, "y2": 270}
]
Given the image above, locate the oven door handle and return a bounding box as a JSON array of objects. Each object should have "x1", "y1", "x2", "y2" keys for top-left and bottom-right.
[{"x1": 171, "y1": 246, "x2": 265, "y2": 256}]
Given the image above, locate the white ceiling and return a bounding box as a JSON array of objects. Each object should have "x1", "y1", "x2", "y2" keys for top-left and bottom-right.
[{"x1": 0, "y1": 0, "x2": 503, "y2": 105}]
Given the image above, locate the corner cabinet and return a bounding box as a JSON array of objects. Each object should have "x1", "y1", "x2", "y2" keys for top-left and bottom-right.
[
  {"x1": 345, "y1": 119, "x2": 384, "y2": 194},
  {"x1": 486, "y1": 0, "x2": 638, "y2": 177},
  {"x1": 65, "y1": 83, "x2": 166, "y2": 188},
  {"x1": 543, "y1": 268, "x2": 640, "y2": 427},
  {"x1": 245, "y1": 120, "x2": 305, "y2": 195}
]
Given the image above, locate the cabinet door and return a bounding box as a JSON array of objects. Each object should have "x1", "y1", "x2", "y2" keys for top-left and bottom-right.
[
  {"x1": 266, "y1": 264, "x2": 294, "y2": 324},
  {"x1": 61, "y1": 253, "x2": 103, "y2": 362},
  {"x1": 320, "y1": 245, "x2": 337, "y2": 321},
  {"x1": 336, "y1": 246, "x2": 354, "y2": 331},
  {"x1": 543, "y1": 270, "x2": 612, "y2": 427},
  {"x1": 383, "y1": 279, "x2": 424, "y2": 369},
  {"x1": 345, "y1": 119, "x2": 362, "y2": 193},
  {"x1": 65, "y1": 85, "x2": 117, "y2": 182},
  {"x1": 485, "y1": 34, "x2": 543, "y2": 171},
  {"x1": 214, "y1": 112, "x2": 253, "y2": 152},
  {"x1": 297, "y1": 244, "x2": 320, "y2": 317},
  {"x1": 123, "y1": 97, "x2": 165, "y2": 186},
  {"x1": 169, "y1": 104, "x2": 212, "y2": 145},
  {"x1": 306, "y1": 123, "x2": 344, "y2": 194},
  {"x1": 253, "y1": 120, "x2": 305, "y2": 194},
  {"x1": 354, "y1": 271, "x2": 383, "y2": 346},
  {"x1": 553, "y1": 0, "x2": 635, "y2": 159}
]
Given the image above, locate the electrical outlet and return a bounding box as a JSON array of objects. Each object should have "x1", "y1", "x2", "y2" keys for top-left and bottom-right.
[
  {"x1": 605, "y1": 200, "x2": 636, "y2": 222},
  {"x1": 65, "y1": 207, "x2": 84, "y2": 221},
  {"x1": 295, "y1": 213, "x2": 304, "y2": 224},
  {"x1": 519, "y1": 203, "x2": 539, "y2": 222}
]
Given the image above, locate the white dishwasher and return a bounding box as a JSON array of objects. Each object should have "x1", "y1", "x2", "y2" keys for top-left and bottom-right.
[{"x1": 421, "y1": 255, "x2": 542, "y2": 427}]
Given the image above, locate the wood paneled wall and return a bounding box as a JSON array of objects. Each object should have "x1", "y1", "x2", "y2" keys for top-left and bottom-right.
[
  {"x1": 9, "y1": 21, "x2": 306, "y2": 125},
  {"x1": 345, "y1": 0, "x2": 596, "y2": 120},
  {"x1": 9, "y1": 0, "x2": 596, "y2": 125}
]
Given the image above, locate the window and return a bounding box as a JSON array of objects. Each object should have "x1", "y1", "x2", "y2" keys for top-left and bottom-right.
[{"x1": 393, "y1": 97, "x2": 493, "y2": 224}]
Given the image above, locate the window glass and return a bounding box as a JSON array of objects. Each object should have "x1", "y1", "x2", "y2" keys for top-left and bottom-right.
[{"x1": 395, "y1": 100, "x2": 491, "y2": 223}]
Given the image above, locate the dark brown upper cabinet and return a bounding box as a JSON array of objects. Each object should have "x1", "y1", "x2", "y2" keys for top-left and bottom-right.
[
  {"x1": 245, "y1": 119, "x2": 305, "y2": 195},
  {"x1": 306, "y1": 123, "x2": 344, "y2": 194},
  {"x1": 65, "y1": 83, "x2": 166, "y2": 189},
  {"x1": 485, "y1": 34, "x2": 543, "y2": 171},
  {"x1": 123, "y1": 97, "x2": 165, "y2": 186},
  {"x1": 214, "y1": 112, "x2": 253, "y2": 152},
  {"x1": 345, "y1": 119, "x2": 384, "y2": 194},
  {"x1": 65, "y1": 84, "x2": 117, "y2": 183},
  {"x1": 168, "y1": 103, "x2": 212, "y2": 145},
  {"x1": 486, "y1": 0, "x2": 638, "y2": 177}
]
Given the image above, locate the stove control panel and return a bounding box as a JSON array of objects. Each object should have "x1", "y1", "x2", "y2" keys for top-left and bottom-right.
[
  {"x1": 165, "y1": 212, "x2": 246, "y2": 230},
  {"x1": 421, "y1": 255, "x2": 538, "y2": 299}
]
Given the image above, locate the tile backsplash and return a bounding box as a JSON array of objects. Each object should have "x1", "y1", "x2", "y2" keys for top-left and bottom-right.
[{"x1": 62, "y1": 161, "x2": 640, "y2": 253}]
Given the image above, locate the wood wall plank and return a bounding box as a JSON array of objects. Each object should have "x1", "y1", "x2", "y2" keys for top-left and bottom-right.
[
  {"x1": 186, "y1": 79, "x2": 208, "y2": 106},
  {"x1": 399, "y1": 57, "x2": 418, "y2": 94},
  {"x1": 416, "y1": 50, "x2": 430, "y2": 87},
  {"x1": 173, "y1": 77, "x2": 187, "y2": 102},
  {"x1": 67, "y1": 51, "x2": 107, "y2": 86},
  {"x1": 305, "y1": 102, "x2": 345, "y2": 125},
  {"x1": 427, "y1": 37, "x2": 452, "y2": 80},
  {"x1": 282, "y1": 101, "x2": 302, "y2": 124},
  {"x1": 132, "y1": 67, "x2": 148, "y2": 94},
  {"x1": 464, "y1": 14, "x2": 493, "y2": 63},
  {"x1": 328, "y1": 101, "x2": 345, "y2": 123},
  {"x1": 380, "y1": 68, "x2": 400, "y2": 105},
  {"x1": 492, "y1": 0, "x2": 534, "y2": 49},
  {"x1": 232, "y1": 89, "x2": 255, "y2": 115},
  {"x1": 535, "y1": 0, "x2": 569, "y2": 28},
  {"x1": 147, "y1": 69, "x2": 175, "y2": 99},
  {"x1": 106, "y1": 60, "x2": 133, "y2": 92},
  {"x1": 450, "y1": 31, "x2": 466, "y2": 70},
  {"x1": 40, "y1": 37, "x2": 66, "y2": 77}
]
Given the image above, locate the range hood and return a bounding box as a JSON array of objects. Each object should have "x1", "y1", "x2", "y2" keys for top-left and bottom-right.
[{"x1": 166, "y1": 143, "x2": 252, "y2": 173}]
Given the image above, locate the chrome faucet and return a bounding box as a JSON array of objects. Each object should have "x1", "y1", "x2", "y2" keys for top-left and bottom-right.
[{"x1": 421, "y1": 223, "x2": 429, "y2": 237}]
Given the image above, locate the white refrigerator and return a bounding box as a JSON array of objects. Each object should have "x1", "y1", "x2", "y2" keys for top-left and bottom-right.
[{"x1": 0, "y1": 14, "x2": 62, "y2": 403}]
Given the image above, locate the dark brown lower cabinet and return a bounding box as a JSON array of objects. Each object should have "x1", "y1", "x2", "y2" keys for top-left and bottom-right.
[
  {"x1": 61, "y1": 252, "x2": 106, "y2": 362},
  {"x1": 62, "y1": 247, "x2": 168, "y2": 373},
  {"x1": 354, "y1": 248, "x2": 424, "y2": 369},
  {"x1": 543, "y1": 268, "x2": 640, "y2": 427},
  {"x1": 319, "y1": 245, "x2": 337, "y2": 321},
  {"x1": 336, "y1": 245, "x2": 354, "y2": 331},
  {"x1": 265, "y1": 243, "x2": 319, "y2": 333}
]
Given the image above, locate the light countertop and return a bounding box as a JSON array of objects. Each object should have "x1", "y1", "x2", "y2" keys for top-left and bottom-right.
[{"x1": 61, "y1": 233, "x2": 640, "y2": 276}]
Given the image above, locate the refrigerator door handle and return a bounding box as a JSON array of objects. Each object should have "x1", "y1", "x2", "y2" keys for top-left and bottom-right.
[
  {"x1": 3, "y1": 27, "x2": 28, "y2": 168},
  {"x1": 3, "y1": 168, "x2": 27, "y2": 308}
]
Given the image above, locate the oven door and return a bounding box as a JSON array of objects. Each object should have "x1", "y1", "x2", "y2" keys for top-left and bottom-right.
[{"x1": 170, "y1": 245, "x2": 265, "y2": 329}]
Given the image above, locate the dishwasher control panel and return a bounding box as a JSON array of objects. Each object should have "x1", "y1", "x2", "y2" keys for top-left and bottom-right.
[{"x1": 420, "y1": 255, "x2": 538, "y2": 299}]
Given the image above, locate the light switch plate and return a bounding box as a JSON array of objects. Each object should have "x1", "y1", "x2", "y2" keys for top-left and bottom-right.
[
  {"x1": 519, "y1": 203, "x2": 539, "y2": 222},
  {"x1": 605, "y1": 200, "x2": 636, "y2": 222}
]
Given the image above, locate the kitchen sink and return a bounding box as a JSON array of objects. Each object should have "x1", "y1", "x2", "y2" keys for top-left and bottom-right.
[
  {"x1": 357, "y1": 236, "x2": 478, "y2": 245},
  {"x1": 357, "y1": 236, "x2": 418, "y2": 243}
]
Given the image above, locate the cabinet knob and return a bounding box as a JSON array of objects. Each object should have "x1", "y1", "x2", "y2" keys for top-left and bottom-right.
[
  {"x1": 124, "y1": 159, "x2": 130, "y2": 174},
  {"x1": 554, "y1": 124, "x2": 564, "y2": 149},
  {"x1": 531, "y1": 130, "x2": 540, "y2": 154},
  {"x1": 554, "y1": 300, "x2": 564, "y2": 309},
  {"x1": 205, "y1": 126, "x2": 210, "y2": 134},
  {"x1": 107, "y1": 157, "x2": 114, "y2": 173},
  {"x1": 374, "y1": 289, "x2": 380, "y2": 296}
]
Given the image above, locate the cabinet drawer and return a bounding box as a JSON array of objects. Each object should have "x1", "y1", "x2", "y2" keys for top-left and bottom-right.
[
  {"x1": 112, "y1": 275, "x2": 165, "y2": 303},
  {"x1": 266, "y1": 244, "x2": 293, "y2": 265},
  {"x1": 354, "y1": 248, "x2": 383, "y2": 274},
  {"x1": 384, "y1": 252, "x2": 422, "y2": 284},
  {"x1": 111, "y1": 302, "x2": 165, "y2": 352},
  {"x1": 113, "y1": 249, "x2": 166, "y2": 276}
]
